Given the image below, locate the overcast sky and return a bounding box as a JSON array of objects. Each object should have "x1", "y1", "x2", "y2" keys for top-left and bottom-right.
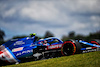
[{"x1": 0, "y1": 0, "x2": 100, "y2": 40}]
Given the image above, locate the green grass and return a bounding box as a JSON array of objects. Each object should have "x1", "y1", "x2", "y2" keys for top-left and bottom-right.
[{"x1": 2, "y1": 51, "x2": 100, "y2": 67}]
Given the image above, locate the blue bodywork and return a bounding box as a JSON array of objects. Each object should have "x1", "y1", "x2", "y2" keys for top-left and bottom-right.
[
  {"x1": 3, "y1": 37, "x2": 36, "y2": 59},
  {"x1": 78, "y1": 40, "x2": 100, "y2": 50},
  {"x1": 0, "y1": 36, "x2": 99, "y2": 63},
  {"x1": 1, "y1": 36, "x2": 63, "y2": 63}
]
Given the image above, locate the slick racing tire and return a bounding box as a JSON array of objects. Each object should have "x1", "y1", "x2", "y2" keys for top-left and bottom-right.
[
  {"x1": 61, "y1": 40, "x2": 82, "y2": 56},
  {"x1": 89, "y1": 39, "x2": 100, "y2": 49},
  {"x1": 89, "y1": 39, "x2": 100, "y2": 45}
]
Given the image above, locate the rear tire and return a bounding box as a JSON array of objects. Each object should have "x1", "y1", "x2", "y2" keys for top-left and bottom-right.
[
  {"x1": 89, "y1": 39, "x2": 100, "y2": 49},
  {"x1": 61, "y1": 40, "x2": 82, "y2": 56},
  {"x1": 89, "y1": 39, "x2": 100, "y2": 45}
]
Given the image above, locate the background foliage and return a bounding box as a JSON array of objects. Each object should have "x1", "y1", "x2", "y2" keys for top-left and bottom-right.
[{"x1": 0, "y1": 29, "x2": 100, "y2": 45}]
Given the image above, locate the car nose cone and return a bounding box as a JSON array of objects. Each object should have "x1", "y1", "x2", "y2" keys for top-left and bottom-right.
[
  {"x1": 0, "y1": 51, "x2": 3, "y2": 54},
  {"x1": 0, "y1": 45, "x2": 19, "y2": 63}
]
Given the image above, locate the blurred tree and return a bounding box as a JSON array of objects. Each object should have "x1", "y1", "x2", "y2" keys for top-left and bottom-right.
[
  {"x1": 68, "y1": 31, "x2": 75, "y2": 38},
  {"x1": 61, "y1": 30, "x2": 100, "y2": 41},
  {"x1": 61, "y1": 35, "x2": 69, "y2": 41},
  {"x1": 44, "y1": 31, "x2": 54, "y2": 38},
  {"x1": 85, "y1": 30, "x2": 100, "y2": 41},
  {"x1": 12, "y1": 35, "x2": 28, "y2": 39},
  {"x1": 75, "y1": 34, "x2": 85, "y2": 40},
  {"x1": 0, "y1": 29, "x2": 5, "y2": 41},
  {"x1": 0, "y1": 29, "x2": 5, "y2": 45}
]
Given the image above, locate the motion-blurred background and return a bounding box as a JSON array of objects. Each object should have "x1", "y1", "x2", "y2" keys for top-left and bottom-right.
[{"x1": 0, "y1": 0, "x2": 100, "y2": 44}]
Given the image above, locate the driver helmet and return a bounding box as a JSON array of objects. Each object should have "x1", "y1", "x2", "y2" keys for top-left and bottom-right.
[
  {"x1": 30, "y1": 33, "x2": 36, "y2": 37},
  {"x1": 33, "y1": 33, "x2": 36, "y2": 36}
]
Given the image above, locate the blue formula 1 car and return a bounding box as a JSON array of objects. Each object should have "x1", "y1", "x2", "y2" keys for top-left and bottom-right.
[
  {"x1": 0, "y1": 36, "x2": 100, "y2": 64},
  {"x1": 0, "y1": 36, "x2": 63, "y2": 64}
]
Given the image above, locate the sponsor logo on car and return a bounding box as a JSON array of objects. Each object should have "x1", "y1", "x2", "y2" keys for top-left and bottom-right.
[
  {"x1": 12, "y1": 47, "x2": 23, "y2": 52},
  {"x1": 14, "y1": 41, "x2": 25, "y2": 45},
  {"x1": 47, "y1": 44, "x2": 62, "y2": 50},
  {"x1": 16, "y1": 49, "x2": 33, "y2": 56}
]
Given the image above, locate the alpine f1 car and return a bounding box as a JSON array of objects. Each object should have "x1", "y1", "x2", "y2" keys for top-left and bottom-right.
[{"x1": 0, "y1": 36, "x2": 100, "y2": 64}]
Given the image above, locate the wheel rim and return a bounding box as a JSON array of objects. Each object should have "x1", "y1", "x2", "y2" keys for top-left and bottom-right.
[
  {"x1": 63, "y1": 43, "x2": 73, "y2": 55},
  {"x1": 61, "y1": 41, "x2": 76, "y2": 56}
]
